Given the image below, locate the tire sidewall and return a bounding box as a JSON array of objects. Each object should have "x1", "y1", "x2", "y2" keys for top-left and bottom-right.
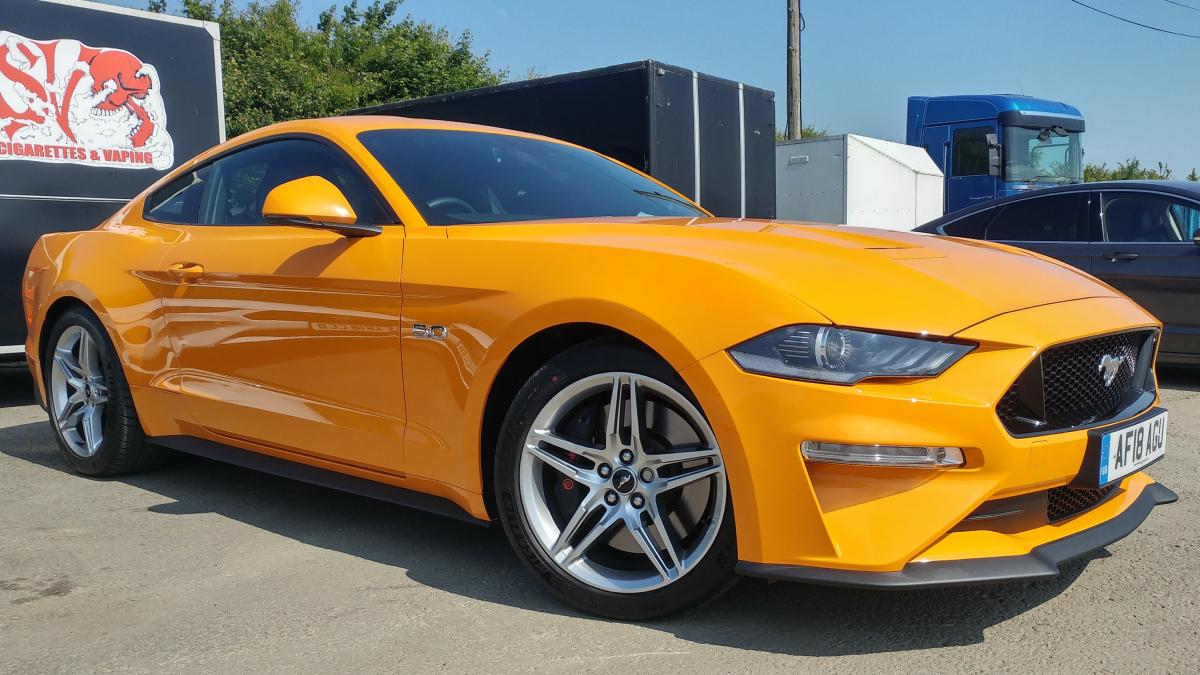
[
  {"x1": 43, "y1": 308, "x2": 133, "y2": 475},
  {"x1": 495, "y1": 341, "x2": 737, "y2": 620}
]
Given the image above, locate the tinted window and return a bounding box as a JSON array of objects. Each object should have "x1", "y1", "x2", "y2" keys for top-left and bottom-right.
[
  {"x1": 940, "y1": 208, "x2": 994, "y2": 238},
  {"x1": 1102, "y1": 192, "x2": 1200, "y2": 242},
  {"x1": 144, "y1": 165, "x2": 210, "y2": 223},
  {"x1": 358, "y1": 129, "x2": 706, "y2": 225},
  {"x1": 985, "y1": 194, "x2": 1086, "y2": 242},
  {"x1": 146, "y1": 139, "x2": 386, "y2": 225},
  {"x1": 200, "y1": 139, "x2": 385, "y2": 225},
  {"x1": 951, "y1": 126, "x2": 991, "y2": 177}
]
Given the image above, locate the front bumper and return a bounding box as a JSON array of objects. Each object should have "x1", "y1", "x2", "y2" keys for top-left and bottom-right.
[
  {"x1": 737, "y1": 481, "x2": 1177, "y2": 588},
  {"x1": 682, "y1": 296, "x2": 1170, "y2": 575}
]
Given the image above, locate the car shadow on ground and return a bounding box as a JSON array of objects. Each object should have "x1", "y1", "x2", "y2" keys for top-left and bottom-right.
[
  {"x1": 0, "y1": 367, "x2": 1116, "y2": 657},
  {"x1": 0, "y1": 363, "x2": 35, "y2": 407},
  {"x1": 1159, "y1": 364, "x2": 1200, "y2": 393}
]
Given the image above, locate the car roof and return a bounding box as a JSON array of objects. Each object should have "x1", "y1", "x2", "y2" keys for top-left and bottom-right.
[{"x1": 915, "y1": 180, "x2": 1200, "y2": 233}]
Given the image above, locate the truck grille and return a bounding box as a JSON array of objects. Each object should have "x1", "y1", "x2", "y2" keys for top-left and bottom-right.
[
  {"x1": 1047, "y1": 485, "x2": 1117, "y2": 522},
  {"x1": 996, "y1": 330, "x2": 1157, "y2": 435}
]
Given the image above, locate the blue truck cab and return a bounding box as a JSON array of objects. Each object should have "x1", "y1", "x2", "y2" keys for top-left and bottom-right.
[{"x1": 907, "y1": 95, "x2": 1085, "y2": 214}]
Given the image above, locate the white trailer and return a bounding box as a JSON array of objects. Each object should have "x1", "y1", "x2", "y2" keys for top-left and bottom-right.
[{"x1": 775, "y1": 134, "x2": 944, "y2": 231}]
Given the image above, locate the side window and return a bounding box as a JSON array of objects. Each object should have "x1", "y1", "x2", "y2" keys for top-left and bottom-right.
[
  {"x1": 144, "y1": 165, "x2": 210, "y2": 223},
  {"x1": 147, "y1": 138, "x2": 387, "y2": 226},
  {"x1": 985, "y1": 194, "x2": 1086, "y2": 242},
  {"x1": 1102, "y1": 193, "x2": 1195, "y2": 243},
  {"x1": 951, "y1": 126, "x2": 991, "y2": 177},
  {"x1": 940, "y1": 208, "x2": 994, "y2": 238},
  {"x1": 200, "y1": 139, "x2": 386, "y2": 225}
]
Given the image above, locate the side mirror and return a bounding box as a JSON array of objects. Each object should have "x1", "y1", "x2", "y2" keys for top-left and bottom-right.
[
  {"x1": 1193, "y1": 233, "x2": 1200, "y2": 246},
  {"x1": 262, "y1": 176, "x2": 381, "y2": 237},
  {"x1": 986, "y1": 132, "x2": 1002, "y2": 177}
]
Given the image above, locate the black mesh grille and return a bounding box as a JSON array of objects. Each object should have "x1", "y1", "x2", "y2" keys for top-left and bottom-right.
[
  {"x1": 996, "y1": 330, "x2": 1155, "y2": 435},
  {"x1": 1042, "y1": 332, "x2": 1141, "y2": 427},
  {"x1": 1047, "y1": 485, "x2": 1116, "y2": 522}
]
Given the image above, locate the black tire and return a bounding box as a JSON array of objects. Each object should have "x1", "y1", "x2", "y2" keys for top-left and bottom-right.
[
  {"x1": 495, "y1": 340, "x2": 738, "y2": 620},
  {"x1": 43, "y1": 307, "x2": 168, "y2": 476}
]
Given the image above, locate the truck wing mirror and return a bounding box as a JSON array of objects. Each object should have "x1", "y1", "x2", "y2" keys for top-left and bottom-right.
[{"x1": 986, "y1": 133, "x2": 1002, "y2": 177}]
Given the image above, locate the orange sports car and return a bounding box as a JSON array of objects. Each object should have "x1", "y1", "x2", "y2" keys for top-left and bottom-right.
[{"x1": 23, "y1": 116, "x2": 1175, "y2": 619}]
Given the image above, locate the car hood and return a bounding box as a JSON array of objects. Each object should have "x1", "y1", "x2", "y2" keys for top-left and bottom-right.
[
  {"x1": 480, "y1": 217, "x2": 1121, "y2": 337},
  {"x1": 691, "y1": 219, "x2": 1119, "y2": 336}
]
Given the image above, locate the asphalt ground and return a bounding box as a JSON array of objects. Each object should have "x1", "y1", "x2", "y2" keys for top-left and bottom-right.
[{"x1": 2, "y1": 362, "x2": 1197, "y2": 673}]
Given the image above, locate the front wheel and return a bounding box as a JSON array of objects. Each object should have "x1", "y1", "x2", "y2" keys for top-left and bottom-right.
[{"x1": 496, "y1": 341, "x2": 737, "y2": 619}]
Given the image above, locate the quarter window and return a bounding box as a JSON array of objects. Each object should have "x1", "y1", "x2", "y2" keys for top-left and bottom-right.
[
  {"x1": 1102, "y1": 193, "x2": 1200, "y2": 242},
  {"x1": 951, "y1": 126, "x2": 991, "y2": 177},
  {"x1": 940, "y1": 208, "x2": 993, "y2": 237},
  {"x1": 144, "y1": 165, "x2": 210, "y2": 224},
  {"x1": 985, "y1": 194, "x2": 1087, "y2": 242}
]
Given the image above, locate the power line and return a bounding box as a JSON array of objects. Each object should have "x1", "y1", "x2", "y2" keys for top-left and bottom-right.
[
  {"x1": 1163, "y1": 0, "x2": 1200, "y2": 14},
  {"x1": 1068, "y1": 0, "x2": 1200, "y2": 38}
]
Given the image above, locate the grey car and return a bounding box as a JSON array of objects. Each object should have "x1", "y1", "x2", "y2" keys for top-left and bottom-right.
[{"x1": 915, "y1": 181, "x2": 1200, "y2": 364}]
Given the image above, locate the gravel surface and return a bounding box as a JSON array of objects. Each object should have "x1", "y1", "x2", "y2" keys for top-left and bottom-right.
[{"x1": 1, "y1": 363, "x2": 1197, "y2": 674}]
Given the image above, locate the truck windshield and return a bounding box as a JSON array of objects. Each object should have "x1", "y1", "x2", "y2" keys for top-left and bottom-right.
[
  {"x1": 358, "y1": 129, "x2": 707, "y2": 225},
  {"x1": 1003, "y1": 126, "x2": 1084, "y2": 185}
]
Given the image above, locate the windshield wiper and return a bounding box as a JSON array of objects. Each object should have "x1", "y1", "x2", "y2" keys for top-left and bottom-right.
[
  {"x1": 634, "y1": 189, "x2": 699, "y2": 211},
  {"x1": 1025, "y1": 175, "x2": 1074, "y2": 186}
]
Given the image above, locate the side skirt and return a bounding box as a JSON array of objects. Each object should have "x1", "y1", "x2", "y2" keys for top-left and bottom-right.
[{"x1": 152, "y1": 434, "x2": 490, "y2": 527}]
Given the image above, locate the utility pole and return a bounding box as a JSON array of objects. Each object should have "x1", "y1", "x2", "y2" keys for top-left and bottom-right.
[{"x1": 786, "y1": 0, "x2": 802, "y2": 139}]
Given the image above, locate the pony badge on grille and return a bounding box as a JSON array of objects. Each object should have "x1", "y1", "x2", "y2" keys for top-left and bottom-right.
[{"x1": 1098, "y1": 354, "x2": 1123, "y2": 387}]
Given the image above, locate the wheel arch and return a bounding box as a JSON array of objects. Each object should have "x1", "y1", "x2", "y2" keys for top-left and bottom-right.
[{"x1": 477, "y1": 322, "x2": 661, "y2": 518}]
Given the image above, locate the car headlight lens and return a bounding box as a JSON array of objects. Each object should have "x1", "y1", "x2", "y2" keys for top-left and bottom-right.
[{"x1": 728, "y1": 325, "x2": 974, "y2": 384}]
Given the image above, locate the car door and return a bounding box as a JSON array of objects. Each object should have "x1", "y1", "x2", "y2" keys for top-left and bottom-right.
[
  {"x1": 983, "y1": 192, "x2": 1092, "y2": 273},
  {"x1": 143, "y1": 136, "x2": 408, "y2": 473},
  {"x1": 945, "y1": 124, "x2": 998, "y2": 213},
  {"x1": 1091, "y1": 190, "x2": 1200, "y2": 359}
]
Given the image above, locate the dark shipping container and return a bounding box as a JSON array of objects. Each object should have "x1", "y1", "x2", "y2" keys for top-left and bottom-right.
[
  {"x1": 0, "y1": 0, "x2": 224, "y2": 351},
  {"x1": 351, "y1": 60, "x2": 776, "y2": 221}
]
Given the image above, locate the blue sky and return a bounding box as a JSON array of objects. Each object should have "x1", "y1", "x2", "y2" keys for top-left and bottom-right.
[{"x1": 105, "y1": 0, "x2": 1200, "y2": 173}]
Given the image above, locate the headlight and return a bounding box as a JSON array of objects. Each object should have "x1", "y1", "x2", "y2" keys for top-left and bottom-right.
[{"x1": 728, "y1": 325, "x2": 974, "y2": 384}]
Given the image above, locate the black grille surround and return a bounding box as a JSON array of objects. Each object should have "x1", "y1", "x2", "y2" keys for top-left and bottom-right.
[
  {"x1": 996, "y1": 329, "x2": 1158, "y2": 436},
  {"x1": 1047, "y1": 485, "x2": 1117, "y2": 522}
]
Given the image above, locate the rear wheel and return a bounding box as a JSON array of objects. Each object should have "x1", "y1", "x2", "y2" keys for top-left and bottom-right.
[
  {"x1": 496, "y1": 341, "x2": 737, "y2": 619},
  {"x1": 44, "y1": 308, "x2": 167, "y2": 476}
]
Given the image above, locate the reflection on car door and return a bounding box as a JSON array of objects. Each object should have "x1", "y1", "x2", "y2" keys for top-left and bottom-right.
[
  {"x1": 144, "y1": 137, "x2": 408, "y2": 472},
  {"x1": 984, "y1": 192, "x2": 1092, "y2": 273},
  {"x1": 1091, "y1": 191, "x2": 1200, "y2": 361}
]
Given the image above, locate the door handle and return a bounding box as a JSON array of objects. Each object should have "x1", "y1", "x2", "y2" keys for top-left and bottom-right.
[
  {"x1": 1102, "y1": 252, "x2": 1140, "y2": 262},
  {"x1": 167, "y1": 262, "x2": 204, "y2": 282}
]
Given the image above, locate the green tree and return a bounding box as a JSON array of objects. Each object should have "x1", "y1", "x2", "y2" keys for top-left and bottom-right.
[
  {"x1": 148, "y1": 0, "x2": 504, "y2": 137},
  {"x1": 1085, "y1": 158, "x2": 1173, "y2": 182},
  {"x1": 1188, "y1": 168, "x2": 1199, "y2": 182},
  {"x1": 775, "y1": 124, "x2": 827, "y2": 141}
]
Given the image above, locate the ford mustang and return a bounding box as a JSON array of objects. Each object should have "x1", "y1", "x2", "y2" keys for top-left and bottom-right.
[{"x1": 23, "y1": 117, "x2": 1176, "y2": 619}]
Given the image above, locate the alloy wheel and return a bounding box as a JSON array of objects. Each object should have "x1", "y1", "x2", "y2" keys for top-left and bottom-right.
[
  {"x1": 518, "y1": 372, "x2": 727, "y2": 593},
  {"x1": 49, "y1": 325, "x2": 108, "y2": 458}
]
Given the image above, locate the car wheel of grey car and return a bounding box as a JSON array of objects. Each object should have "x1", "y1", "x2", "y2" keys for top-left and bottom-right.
[
  {"x1": 496, "y1": 340, "x2": 738, "y2": 619},
  {"x1": 44, "y1": 308, "x2": 168, "y2": 476}
]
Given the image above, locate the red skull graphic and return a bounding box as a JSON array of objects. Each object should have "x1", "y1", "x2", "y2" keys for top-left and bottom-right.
[
  {"x1": 68, "y1": 46, "x2": 156, "y2": 147},
  {"x1": 0, "y1": 38, "x2": 157, "y2": 148}
]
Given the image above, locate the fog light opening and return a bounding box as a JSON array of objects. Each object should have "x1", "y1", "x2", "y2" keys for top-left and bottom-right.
[{"x1": 800, "y1": 441, "x2": 965, "y2": 468}]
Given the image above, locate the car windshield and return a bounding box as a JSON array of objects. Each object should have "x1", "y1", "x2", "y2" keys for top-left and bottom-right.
[
  {"x1": 358, "y1": 129, "x2": 707, "y2": 225},
  {"x1": 1003, "y1": 125, "x2": 1084, "y2": 185}
]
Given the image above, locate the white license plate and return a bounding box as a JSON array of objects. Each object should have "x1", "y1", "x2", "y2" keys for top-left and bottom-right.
[{"x1": 1098, "y1": 410, "x2": 1168, "y2": 486}]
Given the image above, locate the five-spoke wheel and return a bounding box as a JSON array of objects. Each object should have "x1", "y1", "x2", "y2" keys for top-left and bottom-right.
[
  {"x1": 43, "y1": 308, "x2": 167, "y2": 476},
  {"x1": 497, "y1": 341, "x2": 737, "y2": 619},
  {"x1": 49, "y1": 325, "x2": 109, "y2": 458}
]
